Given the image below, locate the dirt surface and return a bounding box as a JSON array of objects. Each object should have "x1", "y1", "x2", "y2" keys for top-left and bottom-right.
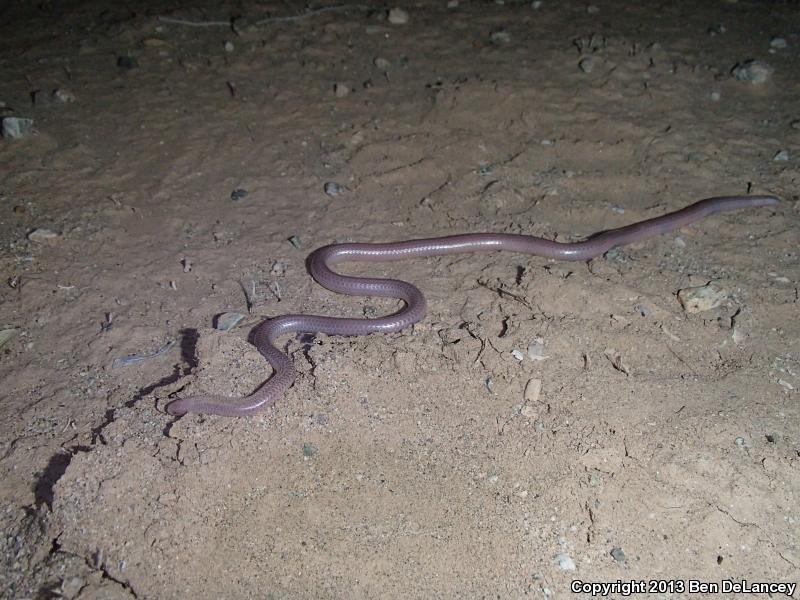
[{"x1": 1, "y1": 1, "x2": 799, "y2": 598}]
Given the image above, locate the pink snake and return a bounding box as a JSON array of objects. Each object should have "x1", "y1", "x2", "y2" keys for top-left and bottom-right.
[{"x1": 166, "y1": 195, "x2": 779, "y2": 417}]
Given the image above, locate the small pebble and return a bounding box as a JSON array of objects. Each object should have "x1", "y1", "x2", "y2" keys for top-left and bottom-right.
[
  {"x1": 30, "y1": 90, "x2": 53, "y2": 107},
  {"x1": 230, "y1": 188, "x2": 248, "y2": 201},
  {"x1": 373, "y1": 57, "x2": 391, "y2": 71},
  {"x1": 27, "y1": 228, "x2": 60, "y2": 242},
  {"x1": 511, "y1": 348, "x2": 524, "y2": 361},
  {"x1": 53, "y1": 88, "x2": 75, "y2": 103},
  {"x1": 731, "y1": 60, "x2": 773, "y2": 85},
  {"x1": 710, "y1": 91, "x2": 721, "y2": 102},
  {"x1": 288, "y1": 235, "x2": 301, "y2": 248},
  {"x1": 674, "y1": 236, "x2": 686, "y2": 248},
  {"x1": 610, "y1": 547, "x2": 626, "y2": 562},
  {"x1": 527, "y1": 337, "x2": 548, "y2": 361},
  {"x1": 555, "y1": 554, "x2": 576, "y2": 571},
  {"x1": 524, "y1": 378, "x2": 542, "y2": 403},
  {"x1": 586, "y1": 4, "x2": 599, "y2": 13},
  {"x1": 490, "y1": 29, "x2": 511, "y2": 44},
  {"x1": 223, "y1": 40, "x2": 234, "y2": 53},
  {"x1": 215, "y1": 312, "x2": 245, "y2": 331},
  {"x1": 303, "y1": 442, "x2": 318, "y2": 457},
  {"x1": 447, "y1": 0, "x2": 459, "y2": 7},
  {"x1": 271, "y1": 261, "x2": 287, "y2": 276},
  {"x1": 770, "y1": 37, "x2": 788, "y2": 49},
  {"x1": 0, "y1": 328, "x2": 18, "y2": 349},
  {"x1": 773, "y1": 149, "x2": 790, "y2": 162},
  {"x1": 531, "y1": 0, "x2": 543, "y2": 7},
  {"x1": 677, "y1": 282, "x2": 729, "y2": 313},
  {"x1": 1, "y1": 117, "x2": 34, "y2": 139},
  {"x1": 734, "y1": 436, "x2": 751, "y2": 449},
  {"x1": 578, "y1": 56, "x2": 595, "y2": 73},
  {"x1": 485, "y1": 376, "x2": 494, "y2": 394},
  {"x1": 334, "y1": 83, "x2": 350, "y2": 98},
  {"x1": 388, "y1": 7, "x2": 409, "y2": 24},
  {"x1": 324, "y1": 182, "x2": 345, "y2": 197}
]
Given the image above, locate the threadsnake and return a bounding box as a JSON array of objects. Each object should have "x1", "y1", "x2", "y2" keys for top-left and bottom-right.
[{"x1": 166, "y1": 195, "x2": 779, "y2": 417}]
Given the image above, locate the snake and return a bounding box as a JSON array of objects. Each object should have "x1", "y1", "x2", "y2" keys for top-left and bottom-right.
[{"x1": 166, "y1": 195, "x2": 779, "y2": 417}]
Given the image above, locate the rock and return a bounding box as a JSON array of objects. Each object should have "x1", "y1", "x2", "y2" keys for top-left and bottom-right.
[
  {"x1": 770, "y1": 37, "x2": 788, "y2": 49},
  {"x1": 2, "y1": 117, "x2": 34, "y2": 139},
  {"x1": 303, "y1": 442, "x2": 318, "y2": 457},
  {"x1": 373, "y1": 57, "x2": 391, "y2": 71},
  {"x1": 223, "y1": 40, "x2": 234, "y2": 53},
  {"x1": 773, "y1": 149, "x2": 790, "y2": 162},
  {"x1": 27, "y1": 228, "x2": 60, "y2": 242},
  {"x1": 579, "y1": 56, "x2": 595, "y2": 73},
  {"x1": 214, "y1": 312, "x2": 245, "y2": 331},
  {"x1": 587, "y1": 4, "x2": 599, "y2": 13},
  {"x1": 447, "y1": 0, "x2": 459, "y2": 7},
  {"x1": 324, "y1": 182, "x2": 345, "y2": 197},
  {"x1": 710, "y1": 91, "x2": 721, "y2": 102},
  {"x1": 523, "y1": 378, "x2": 542, "y2": 403},
  {"x1": 531, "y1": 0, "x2": 543, "y2": 7},
  {"x1": 610, "y1": 547, "x2": 626, "y2": 562},
  {"x1": 0, "y1": 328, "x2": 18, "y2": 349},
  {"x1": 53, "y1": 88, "x2": 75, "y2": 103},
  {"x1": 288, "y1": 235, "x2": 301, "y2": 248},
  {"x1": 511, "y1": 348, "x2": 524, "y2": 361},
  {"x1": 555, "y1": 554, "x2": 576, "y2": 571},
  {"x1": 230, "y1": 188, "x2": 248, "y2": 201},
  {"x1": 334, "y1": 82, "x2": 350, "y2": 98},
  {"x1": 604, "y1": 348, "x2": 630, "y2": 375},
  {"x1": 490, "y1": 29, "x2": 511, "y2": 44},
  {"x1": 731, "y1": 60, "x2": 773, "y2": 84},
  {"x1": 388, "y1": 7, "x2": 409, "y2": 24},
  {"x1": 677, "y1": 282, "x2": 729, "y2": 313},
  {"x1": 270, "y1": 260, "x2": 287, "y2": 276},
  {"x1": 31, "y1": 90, "x2": 53, "y2": 106},
  {"x1": 527, "y1": 337, "x2": 549, "y2": 361}
]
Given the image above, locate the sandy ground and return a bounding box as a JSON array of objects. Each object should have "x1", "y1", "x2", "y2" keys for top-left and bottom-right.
[{"x1": 1, "y1": 0, "x2": 798, "y2": 598}]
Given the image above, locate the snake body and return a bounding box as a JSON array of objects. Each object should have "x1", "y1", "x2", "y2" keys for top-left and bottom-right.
[{"x1": 166, "y1": 195, "x2": 779, "y2": 417}]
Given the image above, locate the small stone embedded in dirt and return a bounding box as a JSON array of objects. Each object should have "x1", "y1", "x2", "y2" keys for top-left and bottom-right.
[
  {"x1": 610, "y1": 547, "x2": 626, "y2": 562},
  {"x1": 604, "y1": 348, "x2": 630, "y2": 375},
  {"x1": 388, "y1": 7, "x2": 409, "y2": 24},
  {"x1": 334, "y1": 83, "x2": 350, "y2": 98},
  {"x1": 271, "y1": 260, "x2": 287, "y2": 276},
  {"x1": 324, "y1": 181, "x2": 345, "y2": 197},
  {"x1": 531, "y1": 0, "x2": 543, "y2": 8},
  {"x1": 2, "y1": 116, "x2": 34, "y2": 138},
  {"x1": 230, "y1": 188, "x2": 248, "y2": 201},
  {"x1": 303, "y1": 442, "x2": 318, "y2": 457},
  {"x1": 30, "y1": 89, "x2": 53, "y2": 107},
  {"x1": 511, "y1": 348, "x2": 524, "y2": 361},
  {"x1": 288, "y1": 235, "x2": 301, "y2": 248},
  {"x1": 223, "y1": 40, "x2": 235, "y2": 53},
  {"x1": 579, "y1": 56, "x2": 595, "y2": 73},
  {"x1": 773, "y1": 149, "x2": 790, "y2": 162},
  {"x1": 710, "y1": 91, "x2": 721, "y2": 102},
  {"x1": 555, "y1": 554, "x2": 576, "y2": 571},
  {"x1": 53, "y1": 88, "x2": 75, "y2": 103},
  {"x1": 215, "y1": 312, "x2": 245, "y2": 331},
  {"x1": 527, "y1": 337, "x2": 548, "y2": 361},
  {"x1": 447, "y1": 0, "x2": 459, "y2": 8},
  {"x1": 374, "y1": 57, "x2": 391, "y2": 71},
  {"x1": 524, "y1": 378, "x2": 542, "y2": 403},
  {"x1": 731, "y1": 60, "x2": 773, "y2": 84},
  {"x1": 117, "y1": 55, "x2": 139, "y2": 70},
  {"x1": 0, "y1": 328, "x2": 18, "y2": 349},
  {"x1": 770, "y1": 37, "x2": 788, "y2": 49},
  {"x1": 490, "y1": 29, "x2": 511, "y2": 44},
  {"x1": 587, "y1": 4, "x2": 599, "y2": 14},
  {"x1": 27, "y1": 228, "x2": 61, "y2": 242},
  {"x1": 734, "y1": 436, "x2": 751, "y2": 449},
  {"x1": 677, "y1": 282, "x2": 729, "y2": 313}
]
